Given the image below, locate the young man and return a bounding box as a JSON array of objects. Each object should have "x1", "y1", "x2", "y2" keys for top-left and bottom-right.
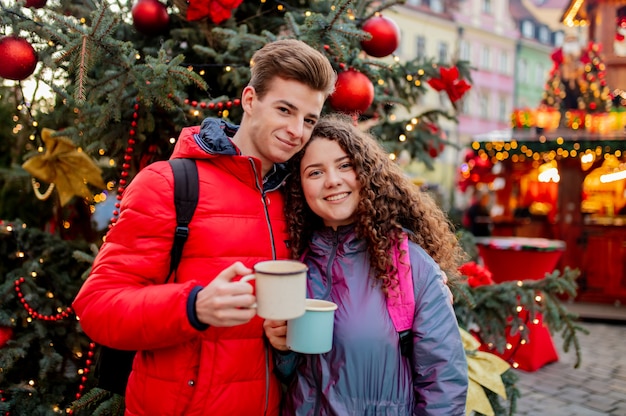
[{"x1": 72, "y1": 39, "x2": 336, "y2": 415}]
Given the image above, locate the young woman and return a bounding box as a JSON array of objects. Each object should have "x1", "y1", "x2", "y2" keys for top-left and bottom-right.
[{"x1": 264, "y1": 114, "x2": 468, "y2": 415}]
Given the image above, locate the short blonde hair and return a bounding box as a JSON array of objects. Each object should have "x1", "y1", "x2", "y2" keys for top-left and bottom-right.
[{"x1": 249, "y1": 39, "x2": 336, "y2": 99}]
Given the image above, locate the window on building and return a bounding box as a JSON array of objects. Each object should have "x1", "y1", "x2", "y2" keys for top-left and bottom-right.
[
  {"x1": 539, "y1": 26, "x2": 550, "y2": 44},
  {"x1": 459, "y1": 39, "x2": 471, "y2": 61},
  {"x1": 499, "y1": 51, "x2": 509, "y2": 74},
  {"x1": 498, "y1": 96, "x2": 508, "y2": 122},
  {"x1": 396, "y1": 29, "x2": 404, "y2": 57},
  {"x1": 438, "y1": 41, "x2": 449, "y2": 63},
  {"x1": 416, "y1": 35, "x2": 426, "y2": 60},
  {"x1": 554, "y1": 31, "x2": 564, "y2": 47},
  {"x1": 479, "y1": 92, "x2": 489, "y2": 119},
  {"x1": 481, "y1": 46, "x2": 491, "y2": 70},
  {"x1": 482, "y1": 0, "x2": 492, "y2": 14},
  {"x1": 518, "y1": 58, "x2": 528, "y2": 83},
  {"x1": 536, "y1": 63, "x2": 546, "y2": 84},
  {"x1": 522, "y1": 21, "x2": 534, "y2": 38},
  {"x1": 461, "y1": 92, "x2": 472, "y2": 114},
  {"x1": 430, "y1": 0, "x2": 444, "y2": 13}
]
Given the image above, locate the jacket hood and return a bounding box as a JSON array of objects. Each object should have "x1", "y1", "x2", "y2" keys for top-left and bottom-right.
[
  {"x1": 171, "y1": 117, "x2": 290, "y2": 191},
  {"x1": 171, "y1": 118, "x2": 238, "y2": 160}
]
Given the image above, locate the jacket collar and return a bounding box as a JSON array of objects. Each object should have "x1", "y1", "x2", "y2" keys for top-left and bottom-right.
[
  {"x1": 310, "y1": 224, "x2": 367, "y2": 256},
  {"x1": 194, "y1": 118, "x2": 289, "y2": 191}
]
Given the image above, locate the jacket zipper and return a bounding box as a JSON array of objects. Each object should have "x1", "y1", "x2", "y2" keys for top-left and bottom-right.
[
  {"x1": 314, "y1": 230, "x2": 340, "y2": 415},
  {"x1": 250, "y1": 159, "x2": 277, "y2": 260},
  {"x1": 248, "y1": 158, "x2": 275, "y2": 416},
  {"x1": 321, "y1": 230, "x2": 339, "y2": 300}
]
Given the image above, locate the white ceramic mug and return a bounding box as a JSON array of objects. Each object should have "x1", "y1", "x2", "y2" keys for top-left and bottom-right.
[
  {"x1": 241, "y1": 260, "x2": 308, "y2": 320},
  {"x1": 287, "y1": 299, "x2": 338, "y2": 354}
]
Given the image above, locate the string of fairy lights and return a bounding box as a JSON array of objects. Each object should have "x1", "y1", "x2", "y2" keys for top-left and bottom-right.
[
  {"x1": 0, "y1": 220, "x2": 95, "y2": 414},
  {"x1": 471, "y1": 135, "x2": 625, "y2": 165},
  {"x1": 3, "y1": 3, "x2": 610, "y2": 410}
]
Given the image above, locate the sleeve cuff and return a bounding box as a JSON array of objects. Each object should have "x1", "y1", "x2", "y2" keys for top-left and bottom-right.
[{"x1": 187, "y1": 286, "x2": 210, "y2": 331}]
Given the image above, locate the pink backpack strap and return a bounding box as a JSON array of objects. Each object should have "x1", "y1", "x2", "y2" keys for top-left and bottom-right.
[{"x1": 386, "y1": 233, "x2": 415, "y2": 332}]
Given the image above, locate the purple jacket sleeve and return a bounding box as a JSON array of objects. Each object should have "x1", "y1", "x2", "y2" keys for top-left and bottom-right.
[{"x1": 408, "y1": 243, "x2": 468, "y2": 415}]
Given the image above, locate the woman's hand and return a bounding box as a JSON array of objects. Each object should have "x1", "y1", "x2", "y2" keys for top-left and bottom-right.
[{"x1": 263, "y1": 319, "x2": 289, "y2": 351}]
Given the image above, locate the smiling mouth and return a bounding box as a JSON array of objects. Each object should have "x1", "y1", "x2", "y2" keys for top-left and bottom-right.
[
  {"x1": 325, "y1": 192, "x2": 349, "y2": 202},
  {"x1": 276, "y1": 137, "x2": 297, "y2": 148}
]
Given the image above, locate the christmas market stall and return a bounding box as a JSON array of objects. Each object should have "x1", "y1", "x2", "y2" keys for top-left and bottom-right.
[
  {"x1": 460, "y1": 0, "x2": 626, "y2": 305},
  {"x1": 463, "y1": 122, "x2": 626, "y2": 305}
]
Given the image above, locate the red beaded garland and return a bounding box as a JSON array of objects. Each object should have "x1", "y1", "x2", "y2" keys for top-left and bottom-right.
[
  {"x1": 72, "y1": 341, "x2": 96, "y2": 403},
  {"x1": 14, "y1": 278, "x2": 73, "y2": 321},
  {"x1": 185, "y1": 97, "x2": 241, "y2": 115},
  {"x1": 109, "y1": 98, "x2": 140, "y2": 228}
]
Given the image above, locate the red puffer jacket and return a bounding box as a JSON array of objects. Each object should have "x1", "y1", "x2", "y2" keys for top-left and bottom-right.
[{"x1": 73, "y1": 119, "x2": 290, "y2": 416}]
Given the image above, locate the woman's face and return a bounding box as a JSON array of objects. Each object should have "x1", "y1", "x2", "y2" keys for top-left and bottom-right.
[{"x1": 300, "y1": 138, "x2": 362, "y2": 229}]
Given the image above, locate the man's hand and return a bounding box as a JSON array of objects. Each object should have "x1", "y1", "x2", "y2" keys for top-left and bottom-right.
[
  {"x1": 195, "y1": 262, "x2": 257, "y2": 327},
  {"x1": 264, "y1": 319, "x2": 288, "y2": 351}
]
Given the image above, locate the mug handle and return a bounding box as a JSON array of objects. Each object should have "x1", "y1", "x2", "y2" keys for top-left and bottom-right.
[
  {"x1": 240, "y1": 274, "x2": 257, "y2": 309},
  {"x1": 240, "y1": 274, "x2": 255, "y2": 283}
]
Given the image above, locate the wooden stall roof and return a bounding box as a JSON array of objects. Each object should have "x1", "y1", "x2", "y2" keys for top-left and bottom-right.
[{"x1": 561, "y1": 0, "x2": 590, "y2": 27}]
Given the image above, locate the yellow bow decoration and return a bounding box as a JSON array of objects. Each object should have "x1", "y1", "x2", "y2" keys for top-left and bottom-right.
[
  {"x1": 22, "y1": 128, "x2": 106, "y2": 206},
  {"x1": 461, "y1": 328, "x2": 511, "y2": 416}
]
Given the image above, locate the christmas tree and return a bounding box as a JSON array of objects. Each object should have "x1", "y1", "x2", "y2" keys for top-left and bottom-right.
[
  {"x1": 0, "y1": 1, "x2": 584, "y2": 415},
  {"x1": 0, "y1": 0, "x2": 472, "y2": 413},
  {"x1": 541, "y1": 39, "x2": 613, "y2": 129}
]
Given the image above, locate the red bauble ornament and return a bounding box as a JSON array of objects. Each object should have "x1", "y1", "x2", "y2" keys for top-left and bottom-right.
[
  {"x1": 0, "y1": 326, "x2": 13, "y2": 348},
  {"x1": 361, "y1": 15, "x2": 401, "y2": 58},
  {"x1": 24, "y1": 0, "x2": 47, "y2": 8},
  {"x1": 427, "y1": 140, "x2": 445, "y2": 158},
  {"x1": 0, "y1": 36, "x2": 38, "y2": 81},
  {"x1": 132, "y1": 0, "x2": 170, "y2": 36},
  {"x1": 329, "y1": 69, "x2": 375, "y2": 114}
]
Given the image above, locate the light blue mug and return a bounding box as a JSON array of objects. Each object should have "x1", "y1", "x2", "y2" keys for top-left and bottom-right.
[{"x1": 287, "y1": 299, "x2": 338, "y2": 354}]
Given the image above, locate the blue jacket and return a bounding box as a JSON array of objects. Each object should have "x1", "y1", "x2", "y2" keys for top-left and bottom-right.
[{"x1": 275, "y1": 225, "x2": 468, "y2": 415}]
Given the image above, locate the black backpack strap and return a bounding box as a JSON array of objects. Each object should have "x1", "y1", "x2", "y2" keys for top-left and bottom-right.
[
  {"x1": 166, "y1": 158, "x2": 199, "y2": 283},
  {"x1": 94, "y1": 159, "x2": 199, "y2": 396}
]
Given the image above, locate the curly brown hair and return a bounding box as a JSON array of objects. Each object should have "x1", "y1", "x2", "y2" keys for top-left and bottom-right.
[{"x1": 284, "y1": 113, "x2": 466, "y2": 293}]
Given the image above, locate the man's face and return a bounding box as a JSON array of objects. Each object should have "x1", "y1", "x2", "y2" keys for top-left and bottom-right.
[{"x1": 241, "y1": 77, "x2": 326, "y2": 174}]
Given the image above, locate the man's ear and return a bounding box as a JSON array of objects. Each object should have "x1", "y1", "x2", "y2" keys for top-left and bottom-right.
[{"x1": 240, "y1": 85, "x2": 256, "y2": 113}]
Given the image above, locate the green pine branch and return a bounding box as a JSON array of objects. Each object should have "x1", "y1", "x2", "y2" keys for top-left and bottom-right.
[
  {"x1": 71, "y1": 387, "x2": 124, "y2": 416},
  {"x1": 452, "y1": 267, "x2": 588, "y2": 368}
]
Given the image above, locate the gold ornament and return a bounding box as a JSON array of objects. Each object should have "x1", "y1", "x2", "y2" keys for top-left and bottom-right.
[
  {"x1": 461, "y1": 328, "x2": 511, "y2": 416},
  {"x1": 22, "y1": 128, "x2": 106, "y2": 206}
]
